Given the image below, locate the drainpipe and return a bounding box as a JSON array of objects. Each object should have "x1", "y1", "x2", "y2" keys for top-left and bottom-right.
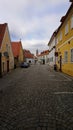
[{"x1": 0, "y1": 53, "x2": 2, "y2": 78}]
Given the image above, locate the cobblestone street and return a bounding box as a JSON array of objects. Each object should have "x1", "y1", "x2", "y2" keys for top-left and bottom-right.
[{"x1": 0, "y1": 64, "x2": 73, "y2": 130}]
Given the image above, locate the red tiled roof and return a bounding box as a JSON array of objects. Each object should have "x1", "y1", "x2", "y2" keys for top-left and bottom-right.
[
  {"x1": 38, "y1": 50, "x2": 49, "y2": 57},
  {"x1": 24, "y1": 50, "x2": 34, "y2": 58},
  {"x1": 0, "y1": 23, "x2": 7, "y2": 48},
  {"x1": 11, "y1": 41, "x2": 22, "y2": 57}
]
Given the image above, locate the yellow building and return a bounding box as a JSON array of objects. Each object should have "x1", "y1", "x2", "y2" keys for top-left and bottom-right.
[
  {"x1": 56, "y1": 2, "x2": 73, "y2": 76},
  {"x1": 0, "y1": 23, "x2": 14, "y2": 77}
]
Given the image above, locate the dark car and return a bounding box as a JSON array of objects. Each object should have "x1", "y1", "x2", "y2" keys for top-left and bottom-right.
[
  {"x1": 20, "y1": 62, "x2": 29, "y2": 68},
  {"x1": 27, "y1": 62, "x2": 30, "y2": 67}
]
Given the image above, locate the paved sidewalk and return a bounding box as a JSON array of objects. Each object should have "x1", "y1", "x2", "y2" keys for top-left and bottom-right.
[{"x1": 0, "y1": 64, "x2": 73, "y2": 130}]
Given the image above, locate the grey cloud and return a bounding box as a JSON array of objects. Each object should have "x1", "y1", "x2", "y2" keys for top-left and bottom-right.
[{"x1": 0, "y1": 0, "x2": 70, "y2": 54}]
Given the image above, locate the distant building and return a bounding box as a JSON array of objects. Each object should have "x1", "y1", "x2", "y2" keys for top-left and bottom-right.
[
  {"x1": 0, "y1": 23, "x2": 14, "y2": 76},
  {"x1": 36, "y1": 49, "x2": 38, "y2": 56},
  {"x1": 48, "y1": 31, "x2": 57, "y2": 68},
  {"x1": 24, "y1": 49, "x2": 35, "y2": 64},
  {"x1": 37, "y1": 50, "x2": 49, "y2": 64}
]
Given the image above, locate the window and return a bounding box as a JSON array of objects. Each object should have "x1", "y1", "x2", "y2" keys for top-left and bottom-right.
[
  {"x1": 60, "y1": 32, "x2": 62, "y2": 41},
  {"x1": 50, "y1": 57, "x2": 53, "y2": 62},
  {"x1": 71, "y1": 15, "x2": 73, "y2": 29},
  {"x1": 49, "y1": 57, "x2": 53, "y2": 62},
  {"x1": 65, "y1": 23, "x2": 69, "y2": 35},
  {"x1": 6, "y1": 44, "x2": 10, "y2": 53},
  {"x1": 6, "y1": 44, "x2": 8, "y2": 52},
  {"x1": 71, "y1": 49, "x2": 73, "y2": 62},
  {"x1": 56, "y1": 38, "x2": 58, "y2": 44},
  {"x1": 64, "y1": 51, "x2": 68, "y2": 62}
]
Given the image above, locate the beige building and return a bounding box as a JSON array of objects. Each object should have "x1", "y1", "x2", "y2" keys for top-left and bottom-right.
[{"x1": 0, "y1": 23, "x2": 14, "y2": 77}]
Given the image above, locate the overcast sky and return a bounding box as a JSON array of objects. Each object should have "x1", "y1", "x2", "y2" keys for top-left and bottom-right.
[{"x1": 0, "y1": 0, "x2": 71, "y2": 55}]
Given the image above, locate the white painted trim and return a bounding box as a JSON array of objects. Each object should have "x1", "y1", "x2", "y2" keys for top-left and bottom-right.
[{"x1": 57, "y1": 36, "x2": 73, "y2": 50}]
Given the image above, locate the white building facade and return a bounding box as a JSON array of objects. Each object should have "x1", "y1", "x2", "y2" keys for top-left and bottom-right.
[
  {"x1": 37, "y1": 50, "x2": 49, "y2": 64},
  {"x1": 48, "y1": 31, "x2": 57, "y2": 67}
]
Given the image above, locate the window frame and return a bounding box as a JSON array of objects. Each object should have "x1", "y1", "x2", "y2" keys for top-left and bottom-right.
[
  {"x1": 60, "y1": 31, "x2": 62, "y2": 41},
  {"x1": 71, "y1": 15, "x2": 73, "y2": 29},
  {"x1": 64, "y1": 51, "x2": 68, "y2": 63},
  {"x1": 65, "y1": 23, "x2": 69, "y2": 35},
  {"x1": 70, "y1": 48, "x2": 73, "y2": 63}
]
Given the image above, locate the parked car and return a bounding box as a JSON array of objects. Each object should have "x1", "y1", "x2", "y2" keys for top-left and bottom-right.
[
  {"x1": 20, "y1": 62, "x2": 29, "y2": 68},
  {"x1": 27, "y1": 62, "x2": 30, "y2": 67}
]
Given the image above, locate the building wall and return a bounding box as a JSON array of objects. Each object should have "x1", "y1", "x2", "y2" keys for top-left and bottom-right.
[
  {"x1": 56, "y1": 7, "x2": 73, "y2": 76},
  {"x1": 48, "y1": 38, "x2": 56, "y2": 67},
  {"x1": 26, "y1": 58, "x2": 34, "y2": 64},
  {"x1": 1, "y1": 25, "x2": 14, "y2": 74},
  {"x1": 18, "y1": 45, "x2": 24, "y2": 64},
  {"x1": 37, "y1": 54, "x2": 49, "y2": 64},
  {"x1": 49, "y1": 49, "x2": 55, "y2": 66}
]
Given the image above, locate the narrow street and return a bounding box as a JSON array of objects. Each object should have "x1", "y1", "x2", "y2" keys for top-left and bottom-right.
[{"x1": 0, "y1": 64, "x2": 73, "y2": 130}]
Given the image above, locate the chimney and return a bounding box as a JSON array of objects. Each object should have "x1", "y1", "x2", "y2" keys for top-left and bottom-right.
[{"x1": 69, "y1": 0, "x2": 73, "y2": 2}]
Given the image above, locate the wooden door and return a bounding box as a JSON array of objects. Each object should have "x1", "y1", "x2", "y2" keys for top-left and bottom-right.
[{"x1": 60, "y1": 55, "x2": 62, "y2": 71}]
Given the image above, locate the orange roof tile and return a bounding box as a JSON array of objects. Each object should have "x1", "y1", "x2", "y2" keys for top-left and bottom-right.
[
  {"x1": 11, "y1": 41, "x2": 22, "y2": 57},
  {"x1": 0, "y1": 23, "x2": 7, "y2": 48},
  {"x1": 24, "y1": 50, "x2": 34, "y2": 58}
]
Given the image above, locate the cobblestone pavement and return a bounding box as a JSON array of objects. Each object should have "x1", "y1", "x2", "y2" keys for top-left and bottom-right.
[{"x1": 0, "y1": 64, "x2": 73, "y2": 130}]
